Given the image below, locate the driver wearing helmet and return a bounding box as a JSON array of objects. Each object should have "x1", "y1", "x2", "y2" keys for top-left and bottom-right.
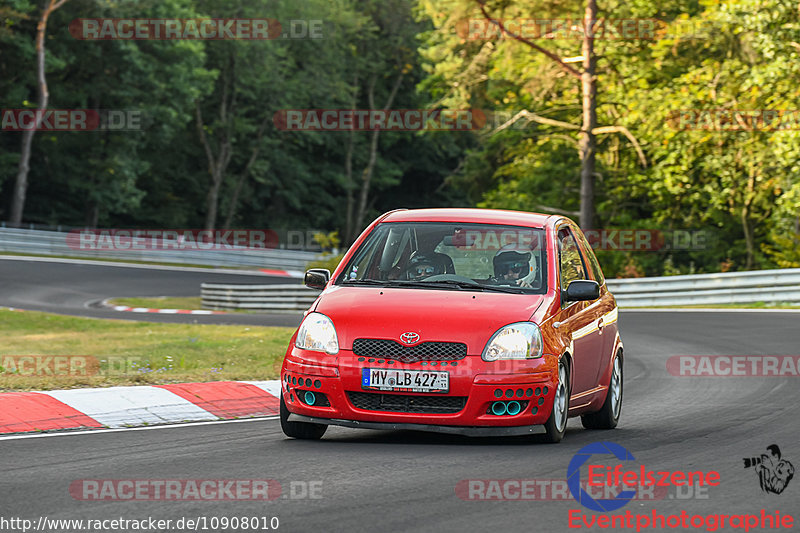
[
  {"x1": 492, "y1": 249, "x2": 532, "y2": 288},
  {"x1": 406, "y1": 252, "x2": 445, "y2": 281}
]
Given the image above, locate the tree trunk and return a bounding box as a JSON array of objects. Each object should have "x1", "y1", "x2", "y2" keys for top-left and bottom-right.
[
  {"x1": 222, "y1": 173, "x2": 246, "y2": 231},
  {"x1": 196, "y1": 68, "x2": 234, "y2": 231},
  {"x1": 353, "y1": 126, "x2": 379, "y2": 235},
  {"x1": 9, "y1": 0, "x2": 68, "y2": 225},
  {"x1": 478, "y1": 0, "x2": 620, "y2": 229},
  {"x1": 742, "y1": 166, "x2": 757, "y2": 269},
  {"x1": 85, "y1": 203, "x2": 99, "y2": 228},
  {"x1": 578, "y1": 0, "x2": 598, "y2": 230},
  {"x1": 344, "y1": 127, "x2": 356, "y2": 243},
  {"x1": 205, "y1": 176, "x2": 221, "y2": 231},
  {"x1": 344, "y1": 73, "x2": 359, "y2": 244},
  {"x1": 741, "y1": 206, "x2": 754, "y2": 270},
  {"x1": 222, "y1": 115, "x2": 270, "y2": 230},
  {"x1": 352, "y1": 72, "x2": 404, "y2": 238}
]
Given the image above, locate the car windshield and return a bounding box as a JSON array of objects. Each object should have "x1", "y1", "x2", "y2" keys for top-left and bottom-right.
[{"x1": 336, "y1": 222, "x2": 547, "y2": 294}]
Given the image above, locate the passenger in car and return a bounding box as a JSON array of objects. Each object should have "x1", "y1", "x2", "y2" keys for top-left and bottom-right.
[{"x1": 493, "y1": 249, "x2": 532, "y2": 288}]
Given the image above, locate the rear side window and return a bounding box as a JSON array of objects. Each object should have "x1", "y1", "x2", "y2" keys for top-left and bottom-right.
[{"x1": 557, "y1": 227, "x2": 588, "y2": 290}]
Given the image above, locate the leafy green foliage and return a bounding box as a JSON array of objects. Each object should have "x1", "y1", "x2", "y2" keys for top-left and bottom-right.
[{"x1": 1, "y1": 0, "x2": 797, "y2": 276}]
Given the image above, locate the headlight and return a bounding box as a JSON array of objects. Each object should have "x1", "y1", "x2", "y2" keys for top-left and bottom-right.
[
  {"x1": 295, "y1": 312, "x2": 339, "y2": 355},
  {"x1": 482, "y1": 322, "x2": 543, "y2": 361}
]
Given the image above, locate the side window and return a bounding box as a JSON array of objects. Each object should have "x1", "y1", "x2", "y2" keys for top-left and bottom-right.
[
  {"x1": 557, "y1": 227, "x2": 587, "y2": 290},
  {"x1": 574, "y1": 229, "x2": 605, "y2": 285}
]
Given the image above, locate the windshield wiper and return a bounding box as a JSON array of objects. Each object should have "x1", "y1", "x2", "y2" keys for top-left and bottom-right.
[
  {"x1": 341, "y1": 279, "x2": 527, "y2": 293},
  {"x1": 420, "y1": 280, "x2": 524, "y2": 293},
  {"x1": 341, "y1": 279, "x2": 462, "y2": 290}
]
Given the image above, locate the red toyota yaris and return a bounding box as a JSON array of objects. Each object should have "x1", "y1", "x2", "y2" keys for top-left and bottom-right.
[{"x1": 280, "y1": 208, "x2": 623, "y2": 443}]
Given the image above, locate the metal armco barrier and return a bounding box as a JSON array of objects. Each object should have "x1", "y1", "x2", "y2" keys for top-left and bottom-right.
[
  {"x1": 607, "y1": 268, "x2": 800, "y2": 307},
  {"x1": 0, "y1": 227, "x2": 320, "y2": 270},
  {"x1": 201, "y1": 268, "x2": 800, "y2": 312},
  {"x1": 202, "y1": 283, "x2": 320, "y2": 312}
]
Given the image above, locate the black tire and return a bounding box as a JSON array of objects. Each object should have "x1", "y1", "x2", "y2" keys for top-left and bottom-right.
[
  {"x1": 581, "y1": 352, "x2": 622, "y2": 430},
  {"x1": 542, "y1": 358, "x2": 570, "y2": 443},
  {"x1": 280, "y1": 397, "x2": 327, "y2": 440}
]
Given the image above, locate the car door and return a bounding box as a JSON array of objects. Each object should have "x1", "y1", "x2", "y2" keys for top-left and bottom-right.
[
  {"x1": 554, "y1": 225, "x2": 605, "y2": 397},
  {"x1": 573, "y1": 227, "x2": 619, "y2": 388}
]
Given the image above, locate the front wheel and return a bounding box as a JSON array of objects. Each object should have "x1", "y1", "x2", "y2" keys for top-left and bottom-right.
[
  {"x1": 280, "y1": 397, "x2": 327, "y2": 440},
  {"x1": 581, "y1": 352, "x2": 622, "y2": 430},
  {"x1": 542, "y1": 359, "x2": 570, "y2": 443}
]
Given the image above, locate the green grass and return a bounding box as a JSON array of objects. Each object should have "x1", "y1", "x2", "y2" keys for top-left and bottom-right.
[{"x1": 0, "y1": 308, "x2": 294, "y2": 391}]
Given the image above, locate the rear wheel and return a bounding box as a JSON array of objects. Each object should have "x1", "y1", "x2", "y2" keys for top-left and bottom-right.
[
  {"x1": 581, "y1": 353, "x2": 622, "y2": 430},
  {"x1": 542, "y1": 359, "x2": 570, "y2": 443},
  {"x1": 280, "y1": 397, "x2": 327, "y2": 440}
]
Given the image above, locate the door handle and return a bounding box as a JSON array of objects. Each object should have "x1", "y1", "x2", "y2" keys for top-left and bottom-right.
[{"x1": 597, "y1": 317, "x2": 604, "y2": 333}]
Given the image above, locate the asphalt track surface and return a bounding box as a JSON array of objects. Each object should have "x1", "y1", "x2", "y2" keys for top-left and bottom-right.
[
  {"x1": 4, "y1": 310, "x2": 799, "y2": 532},
  {"x1": 0, "y1": 256, "x2": 304, "y2": 327}
]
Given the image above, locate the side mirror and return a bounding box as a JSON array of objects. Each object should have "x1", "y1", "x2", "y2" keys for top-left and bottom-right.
[
  {"x1": 304, "y1": 268, "x2": 330, "y2": 290},
  {"x1": 563, "y1": 280, "x2": 600, "y2": 302}
]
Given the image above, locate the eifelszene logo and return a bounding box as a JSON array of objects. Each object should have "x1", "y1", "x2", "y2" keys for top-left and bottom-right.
[
  {"x1": 743, "y1": 445, "x2": 794, "y2": 495},
  {"x1": 567, "y1": 442, "x2": 721, "y2": 512}
]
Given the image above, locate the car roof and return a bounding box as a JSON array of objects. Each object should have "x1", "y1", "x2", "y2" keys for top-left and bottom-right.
[{"x1": 380, "y1": 208, "x2": 561, "y2": 228}]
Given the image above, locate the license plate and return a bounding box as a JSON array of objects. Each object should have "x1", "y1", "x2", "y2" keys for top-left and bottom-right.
[{"x1": 362, "y1": 368, "x2": 449, "y2": 393}]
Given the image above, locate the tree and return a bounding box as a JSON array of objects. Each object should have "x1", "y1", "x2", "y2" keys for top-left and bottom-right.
[
  {"x1": 9, "y1": 0, "x2": 69, "y2": 225},
  {"x1": 620, "y1": 0, "x2": 800, "y2": 270},
  {"x1": 419, "y1": 0, "x2": 647, "y2": 229}
]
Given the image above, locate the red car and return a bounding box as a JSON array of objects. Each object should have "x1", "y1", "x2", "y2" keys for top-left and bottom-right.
[{"x1": 280, "y1": 208, "x2": 623, "y2": 443}]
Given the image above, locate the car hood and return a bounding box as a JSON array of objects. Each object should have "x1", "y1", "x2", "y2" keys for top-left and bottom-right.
[{"x1": 313, "y1": 285, "x2": 545, "y2": 354}]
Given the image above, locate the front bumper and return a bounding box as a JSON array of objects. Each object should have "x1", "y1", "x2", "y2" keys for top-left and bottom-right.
[
  {"x1": 288, "y1": 414, "x2": 546, "y2": 437},
  {"x1": 281, "y1": 348, "x2": 558, "y2": 431}
]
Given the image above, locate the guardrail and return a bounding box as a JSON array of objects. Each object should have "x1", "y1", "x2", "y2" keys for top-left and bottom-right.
[
  {"x1": 606, "y1": 268, "x2": 800, "y2": 307},
  {"x1": 200, "y1": 268, "x2": 800, "y2": 312},
  {"x1": 201, "y1": 283, "x2": 319, "y2": 312},
  {"x1": 0, "y1": 227, "x2": 321, "y2": 270}
]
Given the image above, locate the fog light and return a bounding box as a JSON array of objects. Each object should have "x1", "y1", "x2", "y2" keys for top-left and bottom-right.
[
  {"x1": 304, "y1": 391, "x2": 317, "y2": 406},
  {"x1": 491, "y1": 402, "x2": 507, "y2": 416}
]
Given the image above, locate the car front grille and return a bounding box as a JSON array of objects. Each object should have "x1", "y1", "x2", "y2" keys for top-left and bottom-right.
[
  {"x1": 347, "y1": 391, "x2": 467, "y2": 414},
  {"x1": 352, "y1": 338, "x2": 467, "y2": 363}
]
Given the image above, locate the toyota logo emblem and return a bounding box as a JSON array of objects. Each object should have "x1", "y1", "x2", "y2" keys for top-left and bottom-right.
[{"x1": 400, "y1": 332, "x2": 420, "y2": 345}]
